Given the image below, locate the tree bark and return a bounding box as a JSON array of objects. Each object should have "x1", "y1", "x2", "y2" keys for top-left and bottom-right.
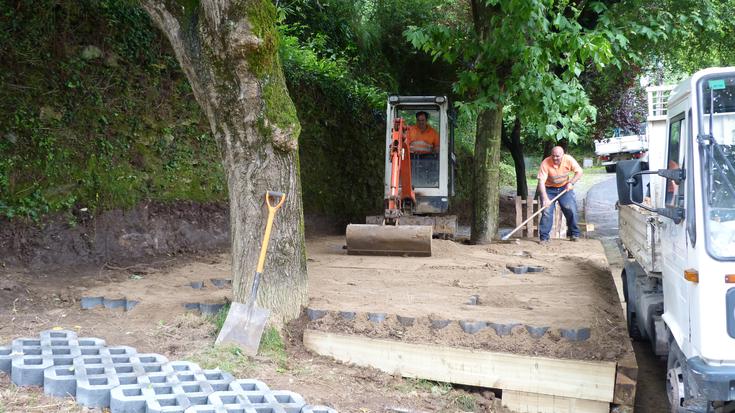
[
  {"x1": 471, "y1": 107, "x2": 503, "y2": 244},
  {"x1": 469, "y1": 0, "x2": 503, "y2": 244},
  {"x1": 142, "y1": 0, "x2": 307, "y2": 323},
  {"x1": 502, "y1": 118, "x2": 527, "y2": 199}
]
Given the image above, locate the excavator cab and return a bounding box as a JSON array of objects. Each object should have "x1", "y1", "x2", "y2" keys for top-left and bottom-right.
[
  {"x1": 383, "y1": 96, "x2": 455, "y2": 215},
  {"x1": 345, "y1": 96, "x2": 456, "y2": 256}
]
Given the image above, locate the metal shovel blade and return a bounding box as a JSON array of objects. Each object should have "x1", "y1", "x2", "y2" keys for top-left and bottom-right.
[{"x1": 214, "y1": 302, "x2": 271, "y2": 356}]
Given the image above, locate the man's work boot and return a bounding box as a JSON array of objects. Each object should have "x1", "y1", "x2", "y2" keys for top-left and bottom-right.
[
  {"x1": 569, "y1": 236, "x2": 579, "y2": 242},
  {"x1": 539, "y1": 239, "x2": 550, "y2": 246}
]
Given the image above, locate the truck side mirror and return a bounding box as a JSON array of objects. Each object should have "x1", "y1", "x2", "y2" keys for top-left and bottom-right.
[{"x1": 616, "y1": 160, "x2": 646, "y2": 205}]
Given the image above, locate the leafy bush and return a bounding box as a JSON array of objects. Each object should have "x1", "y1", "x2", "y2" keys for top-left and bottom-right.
[{"x1": 0, "y1": 0, "x2": 226, "y2": 221}]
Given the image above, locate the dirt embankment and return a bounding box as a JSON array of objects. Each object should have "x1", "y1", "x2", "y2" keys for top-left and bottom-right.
[{"x1": 0, "y1": 201, "x2": 230, "y2": 269}]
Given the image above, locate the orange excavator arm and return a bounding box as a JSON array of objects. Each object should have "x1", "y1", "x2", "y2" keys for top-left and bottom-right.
[{"x1": 386, "y1": 118, "x2": 415, "y2": 224}]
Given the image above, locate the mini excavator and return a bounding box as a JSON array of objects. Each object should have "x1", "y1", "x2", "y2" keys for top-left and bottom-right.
[{"x1": 346, "y1": 96, "x2": 457, "y2": 256}]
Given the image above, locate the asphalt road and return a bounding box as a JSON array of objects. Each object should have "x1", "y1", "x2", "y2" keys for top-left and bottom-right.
[{"x1": 584, "y1": 176, "x2": 670, "y2": 412}]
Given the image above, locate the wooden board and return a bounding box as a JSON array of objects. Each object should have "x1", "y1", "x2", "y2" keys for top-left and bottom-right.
[
  {"x1": 503, "y1": 390, "x2": 609, "y2": 413},
  {"x1": 303, "y1": 330, "x2": 617, "y2": 403}
]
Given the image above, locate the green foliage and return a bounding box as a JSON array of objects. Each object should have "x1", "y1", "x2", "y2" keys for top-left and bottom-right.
[
  {"x1": 405, "y1": 0, "x2": 628, "y2": 144},
  {"x1": 647, "y1": 0, "x2": 735, "y2": 73},
  {"x1": 279, "y1": 0, "x2": 456, "y2": 96},
  {"x1": 0, "y1": 0, "x2": 226, "y2": 221},
  {"x1": 404, "y1": 0, "x2": 708, "y2": 149}
]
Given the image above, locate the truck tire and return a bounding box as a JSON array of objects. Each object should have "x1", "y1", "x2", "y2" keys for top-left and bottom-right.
[
  {"x1": 605, "y1": 164, "x2": 616, "y2": 173},
  {"x1": 667, "y1": 347, "x2": 686, "y2": 413}
]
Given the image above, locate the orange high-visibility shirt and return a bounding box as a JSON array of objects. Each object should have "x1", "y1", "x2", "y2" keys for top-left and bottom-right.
[
  {"x1": 537, "y1": 154, "x2": 582, "y2": 188},
  {"x1": 407, "y1": 125, "x2": 440, "y2": 154}
]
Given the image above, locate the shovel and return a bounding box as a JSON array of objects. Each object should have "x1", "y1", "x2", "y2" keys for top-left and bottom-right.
[
  {"x1": 501, "y1": 188, "x2": 570, "y2": 241},
  {"x1": 215, "y1": 191, "x2": 286, "y2": 355}
]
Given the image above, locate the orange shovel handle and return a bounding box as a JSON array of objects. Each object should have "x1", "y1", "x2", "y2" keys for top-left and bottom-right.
[{"x1": 256, "y1": 191, "x2": 286, "y2": 273}]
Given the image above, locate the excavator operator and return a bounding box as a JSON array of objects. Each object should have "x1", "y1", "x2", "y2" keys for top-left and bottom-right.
[{"x1": 407, "y1": 111, "x2": 439, "y2": 155}]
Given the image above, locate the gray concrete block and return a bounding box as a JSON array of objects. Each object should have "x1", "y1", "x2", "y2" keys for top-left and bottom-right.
[
  {"x1": 338, "y1": 311, "x2": 355, "y2": 321},
  {"x1": 81, "y1": 297, "x2": 139, "y2": 311},
  {"x1": 210, "y1": 279, "x2": 232, "y2": 289},
  {"x1": 199, "y1": 303, "x2": 226, "y2": 315},
  {"x1": 302, "y1": 405, "x2": 338, "y2": 413},
  {"x1": 184, "y1": 302, "x2": 227, "y2": 315},
  {"x1": 305, "y1": 308, "x2": 327, "y2": 321},
  {"x1": 109, "y1": 361, "x2": 233, "y2": 413},
  {"x1": 0, "y1": 345, "x2": 12, "y2": 373},
  {"x1": 525, "y1": 325, "x2": 550, "y2": 338},
  {"x1": 560, "y1": 328, "x2": 591, "y2": 342},
  {"x1": 10, "y1": 330, "x2": 105, "y2": 387},
  {"x1": 75, "y1": 350, "x2": 163, "y2": 408},
  {"x1": 3, "y1": 331, "x2": 332, "y2": 413},
  {"x1": 270, "y1": 390, "x2": 307, "y2": 413},
  {"x1": 466, "y1": 295, "x2": 480, "y2": 305},
  {"x1": 505, "y1": 265, "x2": 528, "y2": 274},
  {"x1": 429, "y1": 319, "x2": 451, "y2": 329},
  {"x1": 81, "y1": 296, "x2": 104, "y2": 309},
  {"x1": 367, "y1": 313, "x2": 386, "y2": 323},
  {"x1": 459, "y1": 320, "x2": 487, "y2": 334},
  {"x1": 229, "y1": 379, "x2": 270, "y2": 393},
  {"x1": 396, "y1": 315, "x2": 414, "y2": 327},
  {"x1": 488, "y1": 322, "x2": 520, "y2": 336},
  {"x1": 190, "y1": 281, "x2": 205, "y2": 289},
  {"x1": 526, "y1": 265, "x2": 545, "y2": 273}
]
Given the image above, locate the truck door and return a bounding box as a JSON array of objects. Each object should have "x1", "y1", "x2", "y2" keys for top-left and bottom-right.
[{"x1": 661, "y1": 112, "x2": 691, "y2": 344}]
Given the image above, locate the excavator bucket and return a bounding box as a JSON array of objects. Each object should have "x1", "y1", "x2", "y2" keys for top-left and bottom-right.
[{"x1": 345, "y1": 224, "x2": 432, "y2": 256}]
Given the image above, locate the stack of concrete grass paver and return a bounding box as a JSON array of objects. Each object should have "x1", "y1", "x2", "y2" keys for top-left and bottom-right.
[{"x1": 0, "y1": 330, "x2": 336, "y2": 413}]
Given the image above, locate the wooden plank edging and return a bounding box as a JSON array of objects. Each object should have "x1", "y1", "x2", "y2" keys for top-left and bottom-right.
[{"x1": 303, "y1": 329, "x2": 617, "y2": 403}]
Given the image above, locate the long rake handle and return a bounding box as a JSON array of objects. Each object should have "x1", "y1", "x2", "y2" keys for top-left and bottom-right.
[{"x1": 501, "y1": 188, "x2": 569, "y2": 241}]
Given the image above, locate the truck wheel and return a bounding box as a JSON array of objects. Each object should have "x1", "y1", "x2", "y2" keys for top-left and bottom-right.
[
  {"x1": 605, "y1": 164, "x2": 617, "y2": 173},
  {"x1": 667, "y1": 343, "x2": 687, "y2": 412}
]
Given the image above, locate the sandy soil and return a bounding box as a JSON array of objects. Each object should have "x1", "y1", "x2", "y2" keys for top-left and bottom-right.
[
  {"x1": 0, "y1": 171, "x2": 629, "y2": 413},
  {"x1": 0, "y1": 249, "x2": 508, "y2": 413},
  {"x1": 306, "y1": 236, "x2": 630, "y2": 361}
]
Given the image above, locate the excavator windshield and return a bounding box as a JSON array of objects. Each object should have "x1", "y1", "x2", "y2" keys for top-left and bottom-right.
[{"x1": 397, "y1": 107, "x2": 441, "y2": 189}]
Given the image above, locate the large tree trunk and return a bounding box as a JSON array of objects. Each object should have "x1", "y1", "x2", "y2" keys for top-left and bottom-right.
[
  {"x1": 471, "y1": 107, "x2": 503, "y2": 244},
  {"x1": 142, "y1": 0, "x2": 307, "y2": 323},
  {"x1": 469, "y1": 0, "x2": 504, "y2": 243}
]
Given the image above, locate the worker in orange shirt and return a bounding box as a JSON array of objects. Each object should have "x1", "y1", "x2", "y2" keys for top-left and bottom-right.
[
  {"x1": 407, "y1": 111, "x2": 439, "y2": 155},
  {"x1": 537, "y1": 146, "x2": 583, "y2": 245}
]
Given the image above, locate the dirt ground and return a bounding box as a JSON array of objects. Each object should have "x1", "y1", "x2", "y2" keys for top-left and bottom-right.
[
  {"x1": 306, "y1": 236, "x2": 629, "y2": 362},
  {"x1": 0, "y1": 174, "x2": 629, "y2": 413},
  {"x1": 0, "y1": 249, "x2": 511, "y2": 413}
]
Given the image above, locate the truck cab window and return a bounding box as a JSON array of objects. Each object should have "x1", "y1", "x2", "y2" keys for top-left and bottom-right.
[{"x1": 666, "y1": 116, "x2": 684, "y2": 207}]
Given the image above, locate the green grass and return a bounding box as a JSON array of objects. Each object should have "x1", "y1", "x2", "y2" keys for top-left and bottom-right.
[
  {"x1": 258, "y1": 326, "x2": 288, "y2": 372},
  {"x1": 189, "y1": 345, "x2": 255, "y2": 378},
  {"x1": 396, "y1": 378, "x2": 452, "y2": 395},
  {"x1": 452, "y1": 393, "x2": 478, "y2": 412},
  {"x1": 209, "y1": 303, "x2": 231, "y2": 335}
]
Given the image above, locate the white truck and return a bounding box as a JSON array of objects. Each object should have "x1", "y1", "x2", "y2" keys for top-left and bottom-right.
[
  {"x1": 595, "y1": 126, "x2": 648, "y2": 173},
  {"x1": 616, "y1": 68, "x2": 735, "y2": 412}
]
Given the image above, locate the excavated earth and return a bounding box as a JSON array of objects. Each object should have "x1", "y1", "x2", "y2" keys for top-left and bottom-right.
[{"x1": 304, "y1": 235, "x2": 630, "y2": 362}]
